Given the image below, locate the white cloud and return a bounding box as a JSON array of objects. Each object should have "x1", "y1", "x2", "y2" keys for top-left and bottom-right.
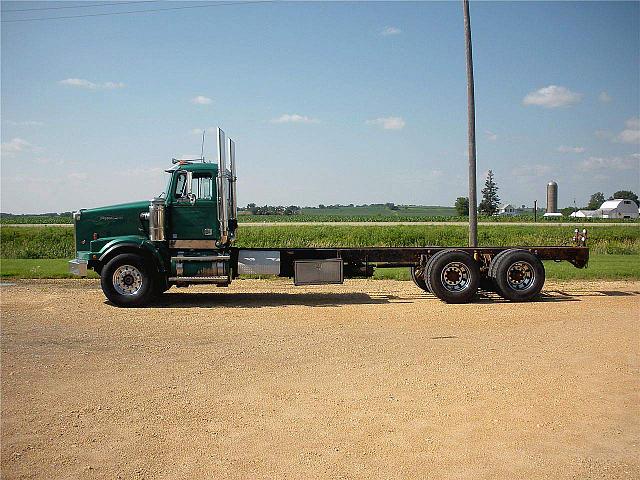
[
  {"x1": 557, "y1": 145, "x2": 585, "y2": 153},
  {"x1": 59, "y1": 78, "x2": 125, "y2": 90},
  {"x1": 485, "y1": 130, "x2": 498, "y2": 141},
  {"x1": 579, "y1": 154, "x2": 639, "y2": 172},
  {"x1": 598, "y1": 91, "x2": 612, "y2": 103},
  {"x1": 511, "y1": 164, "x2": 554, "y2": 177},
  {"x1": 614, "y1": 117, "x2": 640, "y2": 144},
  {"x1": 7, "y1": 120, "x2": 44, "y2": 127},
  {"x1": 523, "y1": 85, "x2": 582, "y2": 108},
  {"x1": 102, "y1": 81, "x2": 125, "y2": 89},
  {"x1": 1, "y1": 137, "x2": 33, "y2": 156},
  {"x1": 366, "y1": 116, "x2": 405, "y2": 130},
  {"x1": 381, "y1": 26, "x2": 402, "y2": 36},
  {"x1": 270, "y1": 114, "x2": 319, "y2": 124},
  {"x1": 191, "y1": 96, "x2": 212, "y2": 105}
]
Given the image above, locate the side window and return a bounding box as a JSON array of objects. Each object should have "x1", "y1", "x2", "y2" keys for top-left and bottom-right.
[
  {"x1": 174, "y1": 172, "x2": 187, "y2": 198},
  {"x1": 191, "y1": 174, "x2": 213, "y2": 200}
]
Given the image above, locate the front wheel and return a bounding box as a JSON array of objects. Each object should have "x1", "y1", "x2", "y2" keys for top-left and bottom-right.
[{"x1": 100, "y1": 253, "x2": 155, "y2": 307}]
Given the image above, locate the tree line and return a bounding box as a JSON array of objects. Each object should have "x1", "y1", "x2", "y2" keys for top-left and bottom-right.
[
  {"x1": 453, "y1": 171, "x2": 637, "y2": 216},
  {"x1": 243, "y1": 204, "x2": 301, "y2": 216},
  {"x1": 454, "y1": 170, "x2": 502, "y2": 216},
  {"x1": 585, "y1": 191, "x2": 638, "y2": 210}
]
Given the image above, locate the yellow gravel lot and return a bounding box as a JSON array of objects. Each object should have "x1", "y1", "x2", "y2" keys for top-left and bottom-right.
[{"x1": 1, "y1": 279, "x2": 639, "y2": 479}]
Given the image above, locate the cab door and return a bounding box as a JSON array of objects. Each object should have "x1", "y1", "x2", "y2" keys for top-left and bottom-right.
[{"x1": 168, "y1": 170, "x2": 219, "y2": 241}]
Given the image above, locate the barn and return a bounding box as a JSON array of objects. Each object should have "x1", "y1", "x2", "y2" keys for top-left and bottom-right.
[{"x1": 599, "y1": 199, "x2": 639, "y2": 219}]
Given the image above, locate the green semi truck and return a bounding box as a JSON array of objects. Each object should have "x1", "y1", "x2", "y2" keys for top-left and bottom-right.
[{"x1": 69, "y1": 128, "x2": 589, "y2": 307}]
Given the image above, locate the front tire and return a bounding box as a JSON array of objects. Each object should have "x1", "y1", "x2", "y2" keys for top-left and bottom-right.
[{"x1": 100, "y1": 253, "x2": 155, "y2": 307}]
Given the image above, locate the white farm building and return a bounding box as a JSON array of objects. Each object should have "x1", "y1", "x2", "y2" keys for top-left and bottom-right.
[{"x1": 570, "y1": 199, "x2": 639, "y2": 219}]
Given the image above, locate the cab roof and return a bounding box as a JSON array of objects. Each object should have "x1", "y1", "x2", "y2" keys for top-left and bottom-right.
[{"x1": 165, "y1": 162, "x2": 219, "y2": 173}]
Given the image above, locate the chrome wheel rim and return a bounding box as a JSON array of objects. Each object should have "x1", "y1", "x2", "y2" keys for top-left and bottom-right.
[
  {"x1": 506, "y1": 261, "x2": 535, "y2": 290},
  {"x1": 112, "y1": 265, "x2": 143, "y2": 296},
  {"x1": 440, "y1": 262, "x2": 471, "y2": 292}
]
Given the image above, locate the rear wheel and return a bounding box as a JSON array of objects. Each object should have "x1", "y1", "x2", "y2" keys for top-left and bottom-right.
[
  {"x1": 100, "y1": 253, "x2": 155, "y2": 307},
  {"x1": 490, "y1": 249, "x2": 545, "y2": 302},
  {"x1": 425, "y1": 250, "x2": 480, "y2": 304},
  {"x1": 410, "y1": 266, "x2": 430, "y2": 292}
]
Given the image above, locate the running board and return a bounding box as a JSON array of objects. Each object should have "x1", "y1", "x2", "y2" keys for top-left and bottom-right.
[
  {"x1": 168, "y1": 276, "x2": 229, "y2": 283},
  {"x1": 171, "y1": 255, "x2": 230, "y2": 262}
]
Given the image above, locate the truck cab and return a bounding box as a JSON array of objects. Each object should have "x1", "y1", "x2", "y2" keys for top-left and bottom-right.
[{"x1": 69, "y1": 128, "x2": 237, "y2": 306}]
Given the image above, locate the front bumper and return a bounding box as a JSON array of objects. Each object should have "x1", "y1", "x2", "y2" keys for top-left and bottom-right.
[{"x1": 68, "y1": 259, "x2": 88, "y2": 277}]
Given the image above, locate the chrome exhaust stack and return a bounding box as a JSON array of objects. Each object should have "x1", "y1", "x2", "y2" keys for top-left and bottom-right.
[
  {"x1": 148, "y1": 198, "x2": 166, "y2": 242},
  {"x1": 216, "y1": 127, "x2": 231, "y2": 246},
  {"x1": 228, "y1": 137, "x2": 238, "y2": 240}
]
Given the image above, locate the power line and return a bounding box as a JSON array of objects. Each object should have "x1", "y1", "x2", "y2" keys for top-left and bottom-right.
[
  {"x1": 2, "y1": 1, "x2": 274, "y2": 23},
  {"x1": 3, "y1": 1, "x2": 157, "y2": 13}
]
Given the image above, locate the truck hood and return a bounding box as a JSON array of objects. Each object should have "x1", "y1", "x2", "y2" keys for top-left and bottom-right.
[{"x1": 75, "y1": 200, "x2": 152, "y2": 251}]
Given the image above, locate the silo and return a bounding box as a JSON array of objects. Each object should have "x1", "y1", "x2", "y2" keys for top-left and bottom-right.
[{"x1": 546, "y1": 181, "x2": 558, "y2": 213}]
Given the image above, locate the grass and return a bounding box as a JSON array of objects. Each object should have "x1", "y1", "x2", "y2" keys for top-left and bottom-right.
[
  {"x1": 234, "y1": 225, "x2": 640, "y2": 255},
  {"x1": 1, "y1": 255, "x2": 638, "y2": 280},
  {"x1": 2, "y1": 224, "x2": 639, "y2": 259},
  {"x1": 0, "y1": 259, "x2": 99, "y2": 279},
  {"x1": 0, "y1": 215, "x2": 73, "y2": 224},
  {"x1": 299, "y1": 205, "x2": 457, "y2": 217},
  {"x1": 237, "y1": 214, "x2": 639, "y2": 223},
  {"x1": 3, "y1": 211, "x2": 639, "y2": 224}
]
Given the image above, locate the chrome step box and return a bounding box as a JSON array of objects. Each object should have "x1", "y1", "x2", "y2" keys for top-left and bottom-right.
[
  {"x1": 294, "y1": 259, "x2": 343, "y2": 286},
  {"x1": 237, "y1": 250, "x2": 280, "y2": 275}
]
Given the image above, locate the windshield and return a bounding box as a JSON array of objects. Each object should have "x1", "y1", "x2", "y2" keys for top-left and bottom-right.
[{"x1": 159, "y1": 172, "x2": 173, "y2": 198}]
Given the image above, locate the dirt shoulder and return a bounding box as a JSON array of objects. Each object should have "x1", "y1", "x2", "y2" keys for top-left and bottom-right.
[{"x1": 2, "y1": 279, "x2": 639, "y2": 479}]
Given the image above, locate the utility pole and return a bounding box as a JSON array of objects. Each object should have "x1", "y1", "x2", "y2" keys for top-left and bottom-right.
[{"x1": 463, "y1": 0, "x2": 478, "y2": 247}]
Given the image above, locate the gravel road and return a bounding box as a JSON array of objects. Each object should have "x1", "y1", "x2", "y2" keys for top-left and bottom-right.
[{"x1": 2, "y1": 279, "x2": 639, "y2": 479}]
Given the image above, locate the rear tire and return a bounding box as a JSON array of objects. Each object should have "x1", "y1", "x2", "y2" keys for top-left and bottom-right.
[
  {"x1": 100, "y1": 253, "x2": 155, "y2": 307},
  {"x1": 425, "y1": 250, "x2": 480, "y2": 304},
  {"x1": 410, "y1": 266, "x2": 430, "y2": 292},
  {"x1": 490, "y1": 249, "x2": 545, "y2": 302}
]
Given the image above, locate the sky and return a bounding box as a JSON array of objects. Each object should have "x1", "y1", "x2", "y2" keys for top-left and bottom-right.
[{"x1": 1, "y1": 0, "x2": 639, "y2": 213}]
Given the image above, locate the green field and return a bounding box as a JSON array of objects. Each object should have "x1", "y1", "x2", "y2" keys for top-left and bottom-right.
[
  {"x1": 0, "y1": 215, "x2": 73, "y2": 224},
  {"x1": 1, "y1": 255, "x2": 638, "y2": 280},
  {"x1": 1, "y1": 224, "x2": 639, "y2": 280},
  {"x1": 2, "y1": 225, "x2": 639, "y2": 260},
  {"x1": 299, "y1": 205, "x2": 457, "y2": 217},
  {"x1": 3, "y1": 208, "x2": 638, "y2": 225},
  {"x1": 0, "y1": 259, "x2": 99, "y2": 279}
]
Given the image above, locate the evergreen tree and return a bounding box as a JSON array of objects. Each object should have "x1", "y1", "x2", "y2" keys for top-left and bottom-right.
[
  {"x1": 454, "y1": 197, "x2": 469, "y2": 216},
  {"x1": 478, "y1": 170, "x2": 500, "y2": 216}
]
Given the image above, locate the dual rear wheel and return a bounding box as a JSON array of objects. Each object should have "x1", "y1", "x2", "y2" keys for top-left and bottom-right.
[
  {"x1": 488, "y1": 249, "x2": 545, "y2": 302},
  {"x1": 411, "y1": 249, "x2": 545, "y2": 303}
]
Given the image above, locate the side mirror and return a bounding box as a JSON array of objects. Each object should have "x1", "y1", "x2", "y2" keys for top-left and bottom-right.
[{"x1": 187, "y1": 193, "x2": 196, "y2": 205}]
